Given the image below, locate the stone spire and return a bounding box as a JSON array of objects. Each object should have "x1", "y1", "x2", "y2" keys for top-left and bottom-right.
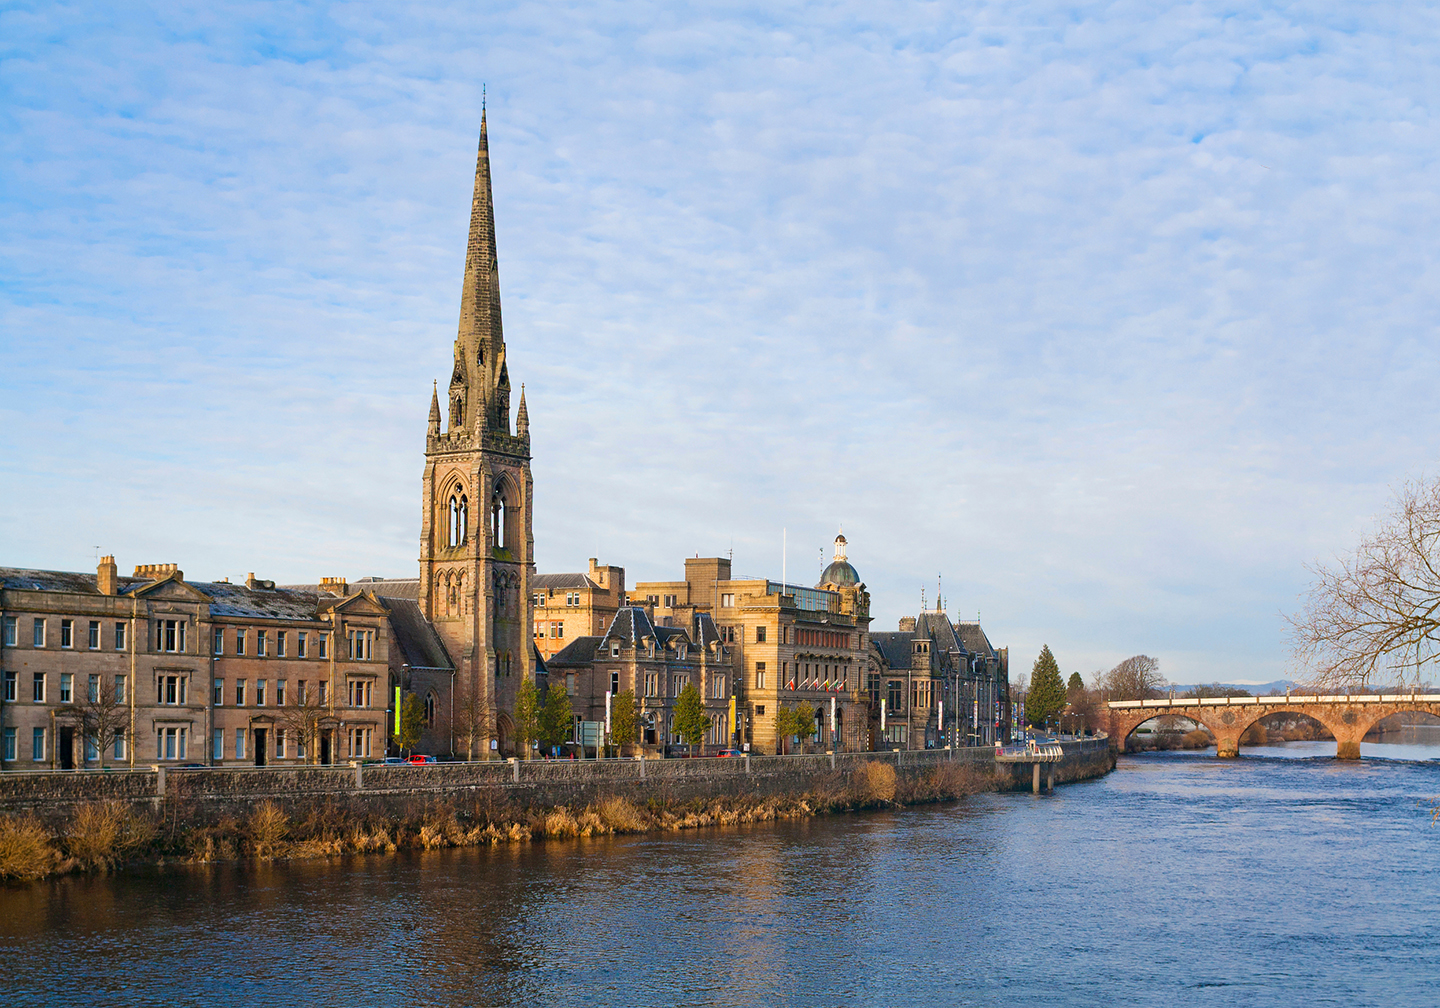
[
  {"x1": 449, "y1": 108, "x2": 509, "y2": 435},
  {"x1": 428, "y1": 380, "x2": 441, "y2": 436},
  {"x1": 516, "y1": 383, "x2": 529, "y2": 438}
]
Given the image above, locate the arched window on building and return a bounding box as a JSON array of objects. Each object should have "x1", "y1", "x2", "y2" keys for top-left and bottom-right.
[
  {"x1": 424, "y1": 692, "x2": 437, "y2": 726},
  {"x1": 448, "y1": 492, "x2": 468, "y2": 547},
  {"x1": 490, "y1": 486, "x2": 508, "y2": 550}
]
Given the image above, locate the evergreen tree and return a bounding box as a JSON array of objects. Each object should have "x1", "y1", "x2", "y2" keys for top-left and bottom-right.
[
  {"x1": 538, "y1": 681, "x2": 573, "y2": 751},
  {"x1": 673, "y1": 683, "x2": 710, "y2": 749},
  {"x1": 513, "y1": 678, "x2": 540, "y2": 759},
  {"x1": 610, "y1": 689, "x2": 639, "y2": 752},
  {"x1": 396, "y1": 693, "x2": 425, "y2": 755},
  {"x1": 1067, "y1": 671, "x2": 1085, "y2": 695},
  {"x1": 1027, "y1": 645, "x2": 1066, "y2": 729}
]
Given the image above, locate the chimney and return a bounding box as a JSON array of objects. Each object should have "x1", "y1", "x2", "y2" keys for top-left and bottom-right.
[
  {"x1": 320, "y1": 576, "x2": 348, "y2": 597},
  {"x1": 133, "y1": 563, "x2": 181, "y2": 582},
  {"x1": 97, "y1": 555, "x2": 118, "y2": 596},
  {"x1": 899, "y1": 617, "x2": 917, "y2": 633},
  {"x1": 244, "y1": 573, "x2": 276, "y2": 591}
]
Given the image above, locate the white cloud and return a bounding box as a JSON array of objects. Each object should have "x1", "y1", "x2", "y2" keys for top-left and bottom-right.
[{"x1": 3, "y1": 0, "x2": 1438, "y2": 683}]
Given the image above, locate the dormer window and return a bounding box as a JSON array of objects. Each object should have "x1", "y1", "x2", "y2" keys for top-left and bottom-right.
[{"x1": 610, "y1": 641, "x2": 621, "y2": 658}]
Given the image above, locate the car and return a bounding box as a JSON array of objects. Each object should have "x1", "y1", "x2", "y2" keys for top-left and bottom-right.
[
  {"x1": 403, "y1": 754, "x2": 437, "y2": 765},
  {"x1": 715, "y1": 749, "x2": 744, "y2": 758}
]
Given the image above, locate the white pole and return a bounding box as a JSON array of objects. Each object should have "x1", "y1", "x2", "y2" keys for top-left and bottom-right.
[
  {"x1": 830, "y1": 695, "x2": 837, "y2": 748},
  {"x1": 880, "y1": 698, "x2": 887, "y2": 732},
  {"x1": 782, "y1": 527, "x2": 787, "y2": 595},
  {"x1": 938, "y1": 699, "x2": 944, "y2": 747}
]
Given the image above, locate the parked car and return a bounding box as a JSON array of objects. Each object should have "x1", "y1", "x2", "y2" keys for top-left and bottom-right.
[
  {"x1": 715, "y1": 749, "x2": 744, "y2": 758},
  {"x1": 404, "y1": 754, "x2": 437, "y2": 765}
]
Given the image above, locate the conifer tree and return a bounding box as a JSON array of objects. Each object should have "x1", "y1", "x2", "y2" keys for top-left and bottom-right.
[
  {"x1": 1067, "y1": 671, "x2": 1085, "y2": 695},
  {"x1": 1027, "y1": 645, "x2": 1066, "y2": 729}
]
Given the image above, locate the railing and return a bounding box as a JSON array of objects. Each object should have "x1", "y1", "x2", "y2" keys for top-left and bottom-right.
[{"x1": 1109, "y1": 694, "x2": 1440, "y2": 710}]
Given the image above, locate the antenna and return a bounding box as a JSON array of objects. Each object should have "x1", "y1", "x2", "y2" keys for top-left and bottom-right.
[{"x1": 482, "y1": 83, "x2": 486, "y2": 112}]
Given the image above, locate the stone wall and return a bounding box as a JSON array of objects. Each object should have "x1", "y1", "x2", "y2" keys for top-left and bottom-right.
[{"x1": 0, "y1": 739, "x2": 1114, "y2": 826}]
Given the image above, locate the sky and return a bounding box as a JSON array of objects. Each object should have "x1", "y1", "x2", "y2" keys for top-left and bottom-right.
[{"x1": 3, "y1": 1, "x2": 1438, "y2": 686}]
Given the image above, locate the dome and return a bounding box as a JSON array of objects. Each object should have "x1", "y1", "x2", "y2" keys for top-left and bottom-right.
[{"x1": 819, "y1": 559, "x2": 860, "y2": 588}]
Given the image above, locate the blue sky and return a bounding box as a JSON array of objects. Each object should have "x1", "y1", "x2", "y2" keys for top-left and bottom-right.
[{"x1": 3, "y1": 1, "x2": 1438, "y2": 685}]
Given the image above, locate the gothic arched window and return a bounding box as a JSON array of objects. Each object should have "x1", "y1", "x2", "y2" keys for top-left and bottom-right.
[
  {"x1": 424, "y1": 692, "x2": 436, "y2": 725},
  {"x1": 448, "y1": 492, "x2": 468, "y2": 547},
  {"x1": 491, "y1": 486, "x2": 508, "y2": 550}
]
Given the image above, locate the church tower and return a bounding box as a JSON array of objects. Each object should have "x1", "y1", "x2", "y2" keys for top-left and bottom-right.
[{"x1": 419, "y1": 110, "x2": 534, "y2": 757}]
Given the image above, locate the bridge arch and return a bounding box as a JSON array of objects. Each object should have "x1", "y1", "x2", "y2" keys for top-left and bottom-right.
[{"x1": 1116, "y1": 712, "x2": 1214, "y2": 751}]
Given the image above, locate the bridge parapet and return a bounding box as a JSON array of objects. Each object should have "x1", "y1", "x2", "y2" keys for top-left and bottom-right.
[{"x1": 1102, "y1": 695, "x2": 1440, "y2": 760}]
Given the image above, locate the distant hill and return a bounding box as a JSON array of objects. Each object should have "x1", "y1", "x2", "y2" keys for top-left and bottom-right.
[{"x1": 1165, "y1": 680, "x2": 1299, "y2": 697}]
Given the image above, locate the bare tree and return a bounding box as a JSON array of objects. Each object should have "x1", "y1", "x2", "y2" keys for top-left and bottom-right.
[
  {"x1": 64, "y1": 675, "x2": 127, "y2": 769},
  {"x1": 1099, "y1": 655, "x2": 1165, "y2": 701},
  {"x1": 449, "y1": 679, "x2": 487, "y2": 760},
  {"x1": 276, "y1": 684, "x2": 330, "y2": 765},
  {"x1": 1288, "y1": 478, "x2": 1440, "y2": 690}
]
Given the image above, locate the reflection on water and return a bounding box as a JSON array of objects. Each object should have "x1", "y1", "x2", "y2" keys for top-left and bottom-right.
[{"x1": 4, "y1": 735, "x2": 1438, "y2": 1006}]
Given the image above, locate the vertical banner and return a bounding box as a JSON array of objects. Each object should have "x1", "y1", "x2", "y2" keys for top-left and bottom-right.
[
  {"x1": 829, "y1": 695, "x2": 836, "y2": 746},
  {"x1": 938, "y1": 700, "x2": 944, "y2": 746},
  {"x1": 880, "y1": 698, "x2": 887, "y2": 732},
  {"x1": 728, "y1": 695, "x2": 737, "y2": 744}
]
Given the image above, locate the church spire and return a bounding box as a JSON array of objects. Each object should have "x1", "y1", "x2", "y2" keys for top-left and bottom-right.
[
  {"x1": 428, "y1": 380, "x2": 441, "y2": 436},
  {"x1": 516, "y1": 384, "x2": 529, "y2": 438},
  {"x1": 450, "y1": 108, "x2": 507, "y2": 434}
]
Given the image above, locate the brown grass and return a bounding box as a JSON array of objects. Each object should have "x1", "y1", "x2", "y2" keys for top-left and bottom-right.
[
  {"x1": 64, "y1": 801, "x2": 157, "y2": 871},
  {"x1": 1181, "y1": 729, "x2": 1213, "y2": 749},
  {"x1": 851, "y1": 761, "x2": 898, "y2": 805},
  {"x1": 245, "y1": 802, "x2": 290, "y2": 857}
]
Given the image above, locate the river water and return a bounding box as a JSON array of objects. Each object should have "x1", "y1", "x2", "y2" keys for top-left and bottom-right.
[{"x1": 3, "y1": 735, "x2": 1438, "y2": 1007}]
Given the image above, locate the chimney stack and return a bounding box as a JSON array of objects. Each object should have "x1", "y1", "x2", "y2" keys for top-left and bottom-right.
[
  {"x1": 320, "y1": 577, "x2": 348, "y2": 597},
  {"x1": 97, "y1": 555, "x2": 118, "y2": 596}
]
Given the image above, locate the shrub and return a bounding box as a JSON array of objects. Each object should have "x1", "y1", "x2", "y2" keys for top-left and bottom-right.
[
  {"x1": 0, "y1": 815, "x2": 59, "y2": 881},
  {"x1": 596, "y1": 796, "x2": 649, "y2": 833},
  {"x1": 851, "y1": 761, "x2": 897, "y2": 805},
  {"x1": 245, "y1": 802, "x2": 290, "y2": 857},
  {"x1": 1181, "y1": 729, "x2": 1212, "y2": 749}
]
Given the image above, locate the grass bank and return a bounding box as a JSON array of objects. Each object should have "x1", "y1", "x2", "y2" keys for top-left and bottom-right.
[{"x1": 0, "y1": 760, "x2": 1002, "y2": 883}]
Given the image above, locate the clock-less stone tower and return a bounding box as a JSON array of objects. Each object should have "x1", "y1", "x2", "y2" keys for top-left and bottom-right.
[{"x1": 418, "y1": 110, "x2": 534, "y2": 757}]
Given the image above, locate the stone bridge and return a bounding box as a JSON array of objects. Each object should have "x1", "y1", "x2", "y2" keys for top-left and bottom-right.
[{"x1": 1103, "y1": 694, "x2": 1440, "y2": 759}]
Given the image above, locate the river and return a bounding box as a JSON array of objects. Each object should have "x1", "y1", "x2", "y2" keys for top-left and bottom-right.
[{"x1": 3, "y1": 735, "x2": 1437, "y2": 1006}]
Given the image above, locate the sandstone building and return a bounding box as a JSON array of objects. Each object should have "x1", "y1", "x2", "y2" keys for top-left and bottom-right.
[{"x1": 532, "y1": 559, "x2": 627, "y2": 660}]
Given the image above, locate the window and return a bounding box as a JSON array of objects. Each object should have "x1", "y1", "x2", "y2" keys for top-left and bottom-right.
[
  {"x1": 32, "y1": 673, "x2": 44, "y2": 703},
  {"x1": 297, "y1": 632, "x2": 307, "y2": 657},
  {"x1": 551, "y1": 621, "x2": 564, "y2": 639},
  {"x1": 213, "y1": 729, "x2": 224, "y2": 760},
  {"x1": 671, "y1": 675, "x2": 687, "y2": 696},
  {"x1": 115, "y1": 675, "x2": 126, "y2": 702},
  {"x1": 275, "y1": 729, "x2": 286, "y2": 759},
  {"x1": 867, "y1": 673, "x2": 880, "y2": 699},
  {"x1": 887, "y1": 680, "x2": 903, "y2": 711},
  {"x1": 276, "y1": 632, "x2": 286, "y2": 658},
  {"x1": 448, "y1": 491, "x2": 469, "y2": 547},
  {"x1": 2, "y1": 671, "x2": 13, "y2": 702},
  {"x1": 60, "y1": 673, "x2": 72, "y2": 703},
  {"x1": 645, "y1": 595, "x2": 659, "y2": 606},
  {"x1": 156, "y1": 727, "x2": 187, "y2": 760},
  {"x1": 213, "y1": 678, "x2": 224, "y2": 705},
  {"x1": 236, "y1": 630, "x2": 246, "y2": 656},
  {"x1": 318, "y1": 681, "x2": 328, "y2": 704},
  {"x1": 644, "y1": 673, "x2": 658, "y2": 697},
  {"x1": 711, "y1": 674, "x2": 727, "y2": 699},
  {"x1": 114, "y1": 622, "x2": 126, "y2": 650},
  {"x1": 159, "y1": 675, "x2": 187, "y2": 705},
  {"x1": 256, "y1": 680, "x2": 267, "y2": 706},
  {"x1": 756, "y1": 704, "x2": 765, "y2": 716},
  {"x1": 566, "y1": 592, "x2": 580, "y2": 607},
  {"x1": 317, "y1": 633, "x2": 328, "y2": 659},
  {"x1": 257, "y1": 630, "x2": 268, "y2": 657},
  {"x1": 60, "y1": 619, "x2": 73, "y2": 648},
  {"x1": 720, "y1": 593, "x2": 734, "y2": 608},
  {"x1": 213, "y1": 628, "x2": 224, "y2": 655},
  {"x1": 610, "y1": 642, "x2": 621, "y2": 658},
  {"x1": 235, "y1": 728, "x2": 245, "y2": 760},
  {"x1": 33, "y1": 618, "x2": 45, "y2": 647},
  {"x1": 112, "y1": 728, "x2": 126, "y2": 760},
  {"x1": 349, "y1": 680, "x2": 372, "y2": 707},
  {"x1": 348, "y1": 629, "x2": 374, "y2": 660},
  {"x1": 349, "y1": 727, "x2": 372, "y2": 758},
  {"x1": 85, "y1": 735, "x2": 98, "y2": 762},
  {"x1": 883, "y1": 724, "x2": 909, "y2": 745},
  {"x1": 611, "y1": 671, "x2": 620, "y2": 695},
  {"x1": 3, "y1": 727, "x2": 15, "y2": 761},
  {"x1": 565, "y1": 673, "x2": 576, "y2": 696},
  {"x1": 533, "y1": 593, "x2": 545, "y2": 609},
  {"x1": 88, "y1": 621, "x2": 100, "y2": 649},
  {"x1": 87, "y1": 674, "x2": 99, "y2": 703},
  {"x1": 276, "y1": 680, "x2": 286, "y2": 706},
  {"x1": 424, "y1": 692, "x2": 436, "y2": 724},
  {"x1": 156, "y1": 619, "x2": 186, "y2": 653},
  {"x1": 535, "y1": 622, "x2": 545, "y2": 639},
  {"x1": 2, "y1": 616, "x2": 14, "y2": 646},
  {"x1": 33, "y1": 727, "x2": 45, "y2": 761},
  {"x1": 235, "y1": 680, "x2": 246, "y2": 706},
  {"x1": 490, "y1": 486, "x2": 508, "y2": 549},
  {"x1": 755, "y1": 625, "x2": 766, "y2": 643},
  {"x1": 755, "y1": 663, "x2": 766, "y2": 689},
  {"x1": 663, "y1": 594, "x2": 677, "y2": 608}
]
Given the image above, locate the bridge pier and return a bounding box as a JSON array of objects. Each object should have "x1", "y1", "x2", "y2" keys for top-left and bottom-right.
[
  {"x1": 1336, "y1": 739, "x2": 1361, "y2": 760},
  {"x1": 1214, "y1": 729, "x2": 1241, "y2": 759}
]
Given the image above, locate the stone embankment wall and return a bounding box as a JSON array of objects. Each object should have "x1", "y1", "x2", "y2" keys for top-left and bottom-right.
[{"x1": 0, "y1": 739, "x2": 1114, "y2": 825}]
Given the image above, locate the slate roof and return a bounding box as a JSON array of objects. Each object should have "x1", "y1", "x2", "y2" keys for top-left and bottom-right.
[
  {"x1": 547, "y1": 637, "x2": 602, "y2": 667},
  {"x1": 603, "y1": 606, "x2": 658, "y2": 644},
  {"x1": 533, "y1": 572, "x2": 599, "y2": 591},
  {"x1": 0, "y1": 567, "x2": 330, "y2": 621},
  {"x1": 915, "y1": 611, "x2": 963, "y2": 654},
  {"x1": 955, "y1": 621, "x2": 998, "y2": 661},
  {"x1": 353, "y1": 577, "x2": 420, "y2": 600},
  {"x1": 0, "y1": 568, "x2": 119, "y2": 595},
  {"x1": 692, "y1": 612, "x2": 723, "y2": 648},
  {"x1": 379, "y1": 597, "x2": 454, "y2": 670},
  {"x1": 869, "y1": 632, "x2": 915, "y2": 671}
]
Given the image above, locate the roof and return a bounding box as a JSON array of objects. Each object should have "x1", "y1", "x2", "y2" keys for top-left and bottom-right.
[
  {"x1": 692, "y1": 612, "x2": 723, "y2": 648},
  {"x1": 915, "y1": 611, "x2": 963, "y2": 654},
  {"x1": 534, "y1": 572, "x2": 599, "y2": 591},
  {"x1": 0, "y1": 566, "x2": 331, "y2": 622},
  {"x1": 817, "y1": 559, "x2": 860, "y2": 588},
  {"x1": 869, "y1": 633, "x2": 915, "y2": 670},
  {"x1": 353, "y1": 577, "x2": 420, "y2": 600},
  {"x1": 603, "y1": 606, "x2": 658, "y2": 644},
  {"x1": 547, "y1": 637, "x2": 602, "y2": 667},
  {"x1": 379, "y1": 597, "x2": 454, "y2": 670},
  {"x1": 956, "y1": 621, "x2": 998, "y2": 661}
]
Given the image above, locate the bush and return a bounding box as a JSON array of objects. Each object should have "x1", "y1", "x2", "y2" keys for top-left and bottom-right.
[
  {"x1": 596, "y1": 796, "x2": 649, "y2": 833},
  {"x1": 1181, "y1": 729, "x2": 1212, "y2": 749},
  {"x1": 65, "y1": 801, "x2": 155, "y2": 870},
  {"x1": 0, "y1": 816, "x2": 59, "y2": 881},
  {"x1": 245, "y1": 802, "x2": 290, "y2": 857},
  {"x1": 851, "y1": 761, "x2": 897, "y2": 805}
]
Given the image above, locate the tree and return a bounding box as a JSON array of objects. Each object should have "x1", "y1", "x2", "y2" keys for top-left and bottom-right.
[
  {"x1": 1100, "y1": 655, "x2": 1165, "y2": 701},
  {"x1": 395, "y1": 693, "x2": 425, "y2": 755},
  {"x1": 610, "y1": 688, "x2": 639, "y2": 753},
  {"x1": 673, "y1": 683, "x2": 710, "y2": 749},
  {"x1": 775, "y1": 702, "x2": 816, "y2": 754},
  {"x1": 793, "y1": 702, "x2": 816, "y2": 746},
  {"x1": 537, "y1": 681, "x2": 573, "y2": 751},
  {"x1": 1026, "y1": 645, "x2": 1066, "y2": 728},
  {"x1": 64, "y1": 674, "x2": 127, "y2": 769},
  {"x1": 1067, "y1": 671, "x2": 1085, "y2": 696},
  {"x1": 1288, "y1": 478, "x2": 1440, "y2": 690},
  {"x1": 449, "y1": 679, "x2": 487, "y2": 760},
  {"x1": 513, "y1": 678, "x2": 540, "y2": 759},
  {"x1": 278, "y1": 682, "x2": 332, "y2": 764}
]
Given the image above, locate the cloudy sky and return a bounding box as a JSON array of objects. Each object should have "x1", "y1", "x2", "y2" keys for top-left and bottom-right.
[{"x1": 3, "y1": 1, "x2": 1437, "y2": 685}]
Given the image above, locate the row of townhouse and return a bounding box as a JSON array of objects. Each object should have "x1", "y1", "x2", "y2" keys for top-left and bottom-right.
[{"x1": 0, "y1": 559, "x2": 392, "y2": 769}]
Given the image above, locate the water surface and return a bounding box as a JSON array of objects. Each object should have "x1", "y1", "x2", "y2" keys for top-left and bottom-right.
[{"x1": 3, "y1": 739, "x2": 1437, "y2": 1006}]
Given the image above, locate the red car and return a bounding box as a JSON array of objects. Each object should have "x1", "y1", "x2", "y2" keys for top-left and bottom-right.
[
  {"x1": 404, "y1": 754, "x2": 437, "y2": 765},
  {"x1": 715, "y1": 749, "x2": 745, "y2": 758}
]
